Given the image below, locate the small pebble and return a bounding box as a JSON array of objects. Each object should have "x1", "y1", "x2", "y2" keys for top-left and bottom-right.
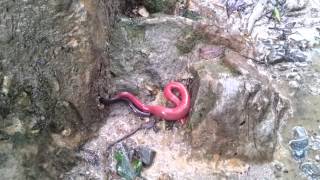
[
  {"x1": 1, "y1": 75, "x2": 12, "y2": 95},
  {"x1": 138, "y1": 6, "x2": 149, "y2": 17},
  {"x1": 62, "y1": 128, "x2": 71, "y2": 137},
  {"x1": 289, "y1": 126, "x2": 309, "y2": 159},
  {"x1": 300, "y1": 162, "x2": 320, "y2": 178},
  {"x1": 293, "y1": 126, "x2": 308, "y2": 138},
  {"x1": 135, "y1": 146, "x2": 156, "y2": 166},
  {"x1": 274, "y1": 163, "x2": 283, "y2": 171}
]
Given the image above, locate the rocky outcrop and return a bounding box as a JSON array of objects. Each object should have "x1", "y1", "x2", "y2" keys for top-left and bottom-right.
[
  {"x1": 107, "y1": 15, "x2": 289, "y2": 163},
  {"x1": 0, "y1": 0, "x2": 118, "y2": 179}
]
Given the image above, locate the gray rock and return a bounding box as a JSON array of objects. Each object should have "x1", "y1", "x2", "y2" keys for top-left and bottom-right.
[
  {"x1": 135, "y1": 146, "x2": 156, "y2": 166},
  {"x1": 189, "y1": 50, "x2": 289, "y2": 161},
  {"x1": 300, "y1": 162, "x2": 320, "y2": 178},
  {"x1": 289, "y1": 138, "x2": 309, "y2": 159},
  {"x1": 285, "y1": 0, "x2": 309, "y2": 12}
]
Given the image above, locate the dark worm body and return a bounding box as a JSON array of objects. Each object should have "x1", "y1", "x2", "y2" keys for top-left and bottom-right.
[{"x1": 99, "y1": 97, "x2": 151, "y2": 117}]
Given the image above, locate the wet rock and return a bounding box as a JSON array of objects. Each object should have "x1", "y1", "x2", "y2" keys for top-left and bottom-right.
[
  {"x1": 300, "y1": 162, "x2": 320, "y2": 178},
  {"x1": 135, "y1": 146, "x2": 156, "y2": 166},
  {"x1": 189, "y1": 50, "x2": 289, "y2": 161},
  {"x1": 289, "y1": 126, "x2": 309, "y2": 159}
]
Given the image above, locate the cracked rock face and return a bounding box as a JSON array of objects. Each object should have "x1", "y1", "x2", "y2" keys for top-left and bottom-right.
[
  {"x1": 189, "y1": 51, "x2": 289, "y2": 162},
  {"x1": 0, "y1": 0, "x2": 117, "y2": 179}
]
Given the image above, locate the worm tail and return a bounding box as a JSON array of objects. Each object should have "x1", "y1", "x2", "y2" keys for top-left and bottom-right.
[{"x1": 99, "y1": 97, "x2": 151, "y2": 117}]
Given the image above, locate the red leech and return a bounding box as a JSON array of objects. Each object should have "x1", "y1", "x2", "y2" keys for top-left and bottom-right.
[{"x1": 102, "y1": 82, "x2": 191, "y2": 122}]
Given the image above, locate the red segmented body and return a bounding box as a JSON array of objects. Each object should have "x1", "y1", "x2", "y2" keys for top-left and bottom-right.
[{"x1": 113, "y1": 82, "x2": 191, "y2": 121}]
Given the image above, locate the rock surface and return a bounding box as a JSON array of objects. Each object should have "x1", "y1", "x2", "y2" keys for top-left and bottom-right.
[
  {"x1": 108, "y1": 16, "x2": 192, "y2": 97},
  {"x1": 189, "y1": 49, "x2": 289, "y2": 161},
  {"x1": 0, "y1": 0, "x2": 118, "y2": 179},
  {"x1": 108, "y1": 15, "x2": 289, "y2": 164}
]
